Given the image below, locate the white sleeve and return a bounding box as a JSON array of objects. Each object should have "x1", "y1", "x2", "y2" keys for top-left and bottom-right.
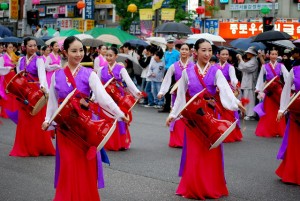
[
  {"x1": 89, "y1": 72, "x2": 125, "y2": 119},
  {"x1": 0, "y1": 57, "x2": 12, "y2": 75},
  {"x1": 216, "y1": 70, "x2": 240, "y2": 111},
  {"x1": 229, "y1": 65, "x2": 238, "y2": 88},
  {"x1": 45, "y1": 74, "x2": 58, "y2": 123},
  {"x1": 45, "y1": 56, "x2": 61, "y2": 71},
  {"x1": 169, "y1": 70, "x2": 188, "y2": 118},
  {"x1": 280, "y1": 64, "x2": 289, "y2": 83},
  {"x1": 255, "y1": 65, "x2": 266, "y2": 92},
  {"x1": 279, "y1": 69, "x2": 294, "y2": 112},
  {"x1": 16, "y1": 57, "x2": 21, "y2": 73},
  {"x1": 159, "y1": 64, "x2": 175, "y2": 96},
  {"x1": 37, "y1": 58, "x2": 49, "y2": 92},
  {"x1": 93, "y1": 57, "x2": 100, "y2": 72},
  {"x1": 120, "y1": 68, "x2": 140, "y2": 98}
]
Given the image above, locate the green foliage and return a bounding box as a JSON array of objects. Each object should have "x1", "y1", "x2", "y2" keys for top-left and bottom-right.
[{"x1": 111, "y1": 0, "x2": 152, "y2": 31}]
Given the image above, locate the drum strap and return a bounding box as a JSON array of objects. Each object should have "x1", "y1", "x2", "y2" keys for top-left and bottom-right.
[
  {"x1": 194, "y1": 65, "x2": 209, "y2": 94},
  {"x1": 64, "y1": 66, "x2": 77, "y2": 88},
  {"x1": 268, "y1": 63, "x2": 278, "y2": 78}
]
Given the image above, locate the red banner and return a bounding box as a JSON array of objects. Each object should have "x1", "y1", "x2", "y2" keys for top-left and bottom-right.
[{"x1": 219, "y1": 22, "x2": 300, "y2": 39}]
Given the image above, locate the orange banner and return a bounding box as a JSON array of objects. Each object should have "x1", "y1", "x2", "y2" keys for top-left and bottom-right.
[
  {"x1": 9, "y1": 0, "x2": 18, "y2": 19},
  {"x1": 219, "y1": 22, "x2": 300, "y2": 39}
]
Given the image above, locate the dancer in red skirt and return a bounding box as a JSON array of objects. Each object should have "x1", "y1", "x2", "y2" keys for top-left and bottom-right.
[
  {"x1": 0, "y1": 43, "x2": 19, "y2": 118},
  {"x1": 166, "y1": 39, "x2": 245, "y2": 200},
  {"x1": 98, "y1": 47, "x2": 142, "y2": 151},
  {"x1": 158, "y1": 43, "x2": 194, "y2": 147},
  {"x1": 255, "y1": 48, "x2": 288, "y2": 137},
  {"x1": 218, "y1": 48, "x2": 243, "y2": 142},
  {"x1": 276, "y1": 65, "x2": 300, "y2": 185},
  {"x1": 9, "y1": 37, "x2": 55, "y2": 157},
  {"x1": 43, "y1": 36, "x2": 128, "y2": 201}
]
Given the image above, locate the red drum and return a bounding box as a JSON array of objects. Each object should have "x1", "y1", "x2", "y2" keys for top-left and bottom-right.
[
  {"x1": 6, "y1": 71, "x2": 48, "y2": 115},
  {"x1": 263, "y1": 76, "x2": 283, "y2": 105},
  {"x1": 105, "y1": 81, "x2": 137, "y2": 113},
  {"x1": 49, "y1": 89, "x2": 117, "y2": 160},
  {"x1": 181, "y1": 90, "x2": 237, "y2": 150},
  {"x1": 287, "y1": 91, "x2": 300, "y2": 114}
]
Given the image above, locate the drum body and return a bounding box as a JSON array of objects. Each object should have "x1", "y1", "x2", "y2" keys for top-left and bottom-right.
[
  {"x1": 105, "y1": 82, "x2": 136, "y2": 113},
  {"x1": 264, "y1": 78, "x2": 283, "y2": 105},
  {"x1": 6, "y1": 72, "x2": 47, "y2": 115},
  {"x1": 54, "y1": 96, "x2": 114, "y2": 150},
  {"x1": 288, "y1": 96, "x2": 300, "y2": 114},
  {"x1": 181, "y1": 95, "x2": 236, "y2": 150}
]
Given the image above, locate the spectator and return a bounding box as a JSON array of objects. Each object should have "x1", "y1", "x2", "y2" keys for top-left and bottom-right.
[
  {"x1": 282, "y1": 49, "x2": 292, "y2": 71},
  {"x1": 34, "y1": 24, "x2": 42, "y2": 38},
  {"x1": 53, "y1": 27, "x2": 60, "y2": 37},
  {"x1": 290, "y1": 47, "x2": 300, "y2": 67},
  {"x1": 237, "y1": 46, "x2": 259, "y2": 120},
  {"x1": 147, "y1": 49, "x2": 165, "y2": 108}
]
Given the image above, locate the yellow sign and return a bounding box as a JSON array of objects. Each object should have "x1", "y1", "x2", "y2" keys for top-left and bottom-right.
[
  {"x1": 161, "y1": 8, "x2": 175, "y2": 21},
  {"x1": 73, "y1": 18, "x2": 84, "y2": 32},
  {"x1": 95, "y1": 0, "x2": 111, "y2": 4},
  {"x1": 139, "y1": 9, "x2": 153, "y2": 21},
  {"x1": 85, "y1": 20, "x2": 95, "y2": 31},
  {"x1": 9, "y1": 0, "x2": 18, "y2": 19}
]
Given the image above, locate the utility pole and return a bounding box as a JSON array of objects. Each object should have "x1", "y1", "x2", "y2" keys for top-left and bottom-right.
[
  {"x1": 21, "y1": 0, "x2": 33, "y2": 37},
  {"x1": 271, "y1": 0, "x2": 275, "y2": 28}
]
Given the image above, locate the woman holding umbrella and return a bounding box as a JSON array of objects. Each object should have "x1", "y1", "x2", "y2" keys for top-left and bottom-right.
[{"x1": 166, "y1": 39, "x2": 245, "y2": 200}]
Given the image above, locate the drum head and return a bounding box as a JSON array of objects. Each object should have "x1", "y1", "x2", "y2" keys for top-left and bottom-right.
[
  {"x1": 97, "y1": 119, "x2": 118, "y2": 151},
  {"x1": 209, "y1": 119, "x2": 237, "y2": 150},
  {"x1": 48, "y1": 88, "x2": 77, "y2": 124},
  {"x1": 30, "y1": 95, "x2": 48, "y2": 115},
  {"x1": 5, "y1": 70, "x2": 25, "y2": 93},
  {"x1": 263, "y1": 76, "x2": 278, "y2": 91},
  {"x1": 170, "y1": 80, "x2": 180, "y2": 94}
]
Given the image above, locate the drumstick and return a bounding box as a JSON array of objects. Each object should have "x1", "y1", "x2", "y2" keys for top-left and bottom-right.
[
  {"x1": 283, "y1": 91, "x2": 300, "y2": 114},
  {"x1": 103, "y1": 77, "x2": 114, "y2": 88}
]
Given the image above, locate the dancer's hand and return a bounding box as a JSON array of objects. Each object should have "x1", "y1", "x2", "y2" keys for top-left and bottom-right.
[
  {"x1": 42, "y1": 121, "x2": 49, "y2": 131},
  {"x1": 157, "y1": 94, "x2": 163, "y2": 99},
  {"x1": 238, "y1": 102, "x2": 246, "y2": 114},
  {"x1": 276, "y1": 111, "x2": 284, "y2": 122},
  {"x1": 166, "y1": 116, "x2": 174, "y2": 127},
  {"x1": 122, "y1": 115, "x2": 130, "y2": 123}
]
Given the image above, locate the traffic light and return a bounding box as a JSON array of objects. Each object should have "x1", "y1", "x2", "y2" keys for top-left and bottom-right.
[
  {"x1": 27, "y1": 10, "x2": 39, "y2": 26},
  {"x1": 263, "y1": 16, "x2": 274, "y2": 32}
]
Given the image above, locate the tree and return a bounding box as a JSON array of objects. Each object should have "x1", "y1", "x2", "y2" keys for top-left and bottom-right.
[
  {"x1": 169, "y1": 0, "x2": 192, "y2": 24},
  {"x1": 111, "y1": 0, "x2": 152, "y2": 31}
]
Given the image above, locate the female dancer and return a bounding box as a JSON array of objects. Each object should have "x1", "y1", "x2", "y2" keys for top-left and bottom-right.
[
  {"x1": 45, "y1": 41, "x2": 61, "y2": 87},
  {"x1": 10, "y1": 37, "x2": 55, "y2": 157},
  {"x1": 41, "y1": 45, "x2": 51, "y2": 62},
  {"x1": 158, "y1": 43, "x2": 194, "y2": 147},
  {"x1": 255, "y1": 48, "x2": 288, "y2": 137},
  {"x1": 166, "y1": 39, "x2": 245, "y2": 200},
  {"x1": 218, "y1": 48, "x2": 243, "y2": 142},
  {"x1": 94, "y1": 45, "x2": 108, "y2": 72},
  {"x1": 98, "y1": 47, "x2": 142, "y2": 151},
  {"x1": 276, "y1": 65, "x2": 300, "y2": 185},
  {"x1": 0, "y1": 43, "x2": 19, "y2": 118},
  {"x1": 42, "y1": 36, "x2": 128, "y2": 201}
]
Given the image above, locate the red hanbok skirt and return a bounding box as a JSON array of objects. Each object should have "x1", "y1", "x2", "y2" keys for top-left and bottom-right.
[
  {"x1": 104, "y1": 121, "x2": 131, "y2": 151},
  {"x1": 276, "y1": 115, "x2": 300, "y2": 185},
  {"x1": 169, "y1": 118, "x2": 185, "y2": 148},
  {"x1": 255, "y1": 95, "x2": 285, "y2": 137},
  {"x1": 176, "y1": 126, "x2": 229, "y2": 200},
  {"x1": 53, "y1": 130, "x2": 100, "y2": 201},
  {"x1": 0, "y1": 71, "x2": 18, "y2": 117},
  {"x1": 9, "y1": 104, "x2": 55, "y2": 157}
]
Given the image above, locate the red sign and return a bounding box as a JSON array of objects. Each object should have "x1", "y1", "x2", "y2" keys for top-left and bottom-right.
[{"x1": 219, "y1": 22, "x2": 300, "y2": 39}]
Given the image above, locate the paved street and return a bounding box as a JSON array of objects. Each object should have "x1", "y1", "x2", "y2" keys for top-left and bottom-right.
[{"x1": 1, "y1": 105, "x2": 300, "y2": 201}]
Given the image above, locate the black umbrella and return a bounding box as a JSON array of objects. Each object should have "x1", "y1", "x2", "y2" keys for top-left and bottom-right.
[
  {"x1": 126, "y1": 39, "x2": 148, "y2": 47},
  {"x1": 155, "y1": 22, "x2": 193, "y2": 35},
  {"x1": 0, "y1": 25, "x2": 13, "y2": 37},
  {"x1": 252, "y1": 31, "x2": 292, "y2": 42},
  {"x1": 0, "y1": 36, "x2": 22, "y2": 44},
  {"x1": 82, "y1": 38, "x2": 103, "y2": 47},
  {"x1": 30, "y1": 37, "x2": 46, "y2": 46}
]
